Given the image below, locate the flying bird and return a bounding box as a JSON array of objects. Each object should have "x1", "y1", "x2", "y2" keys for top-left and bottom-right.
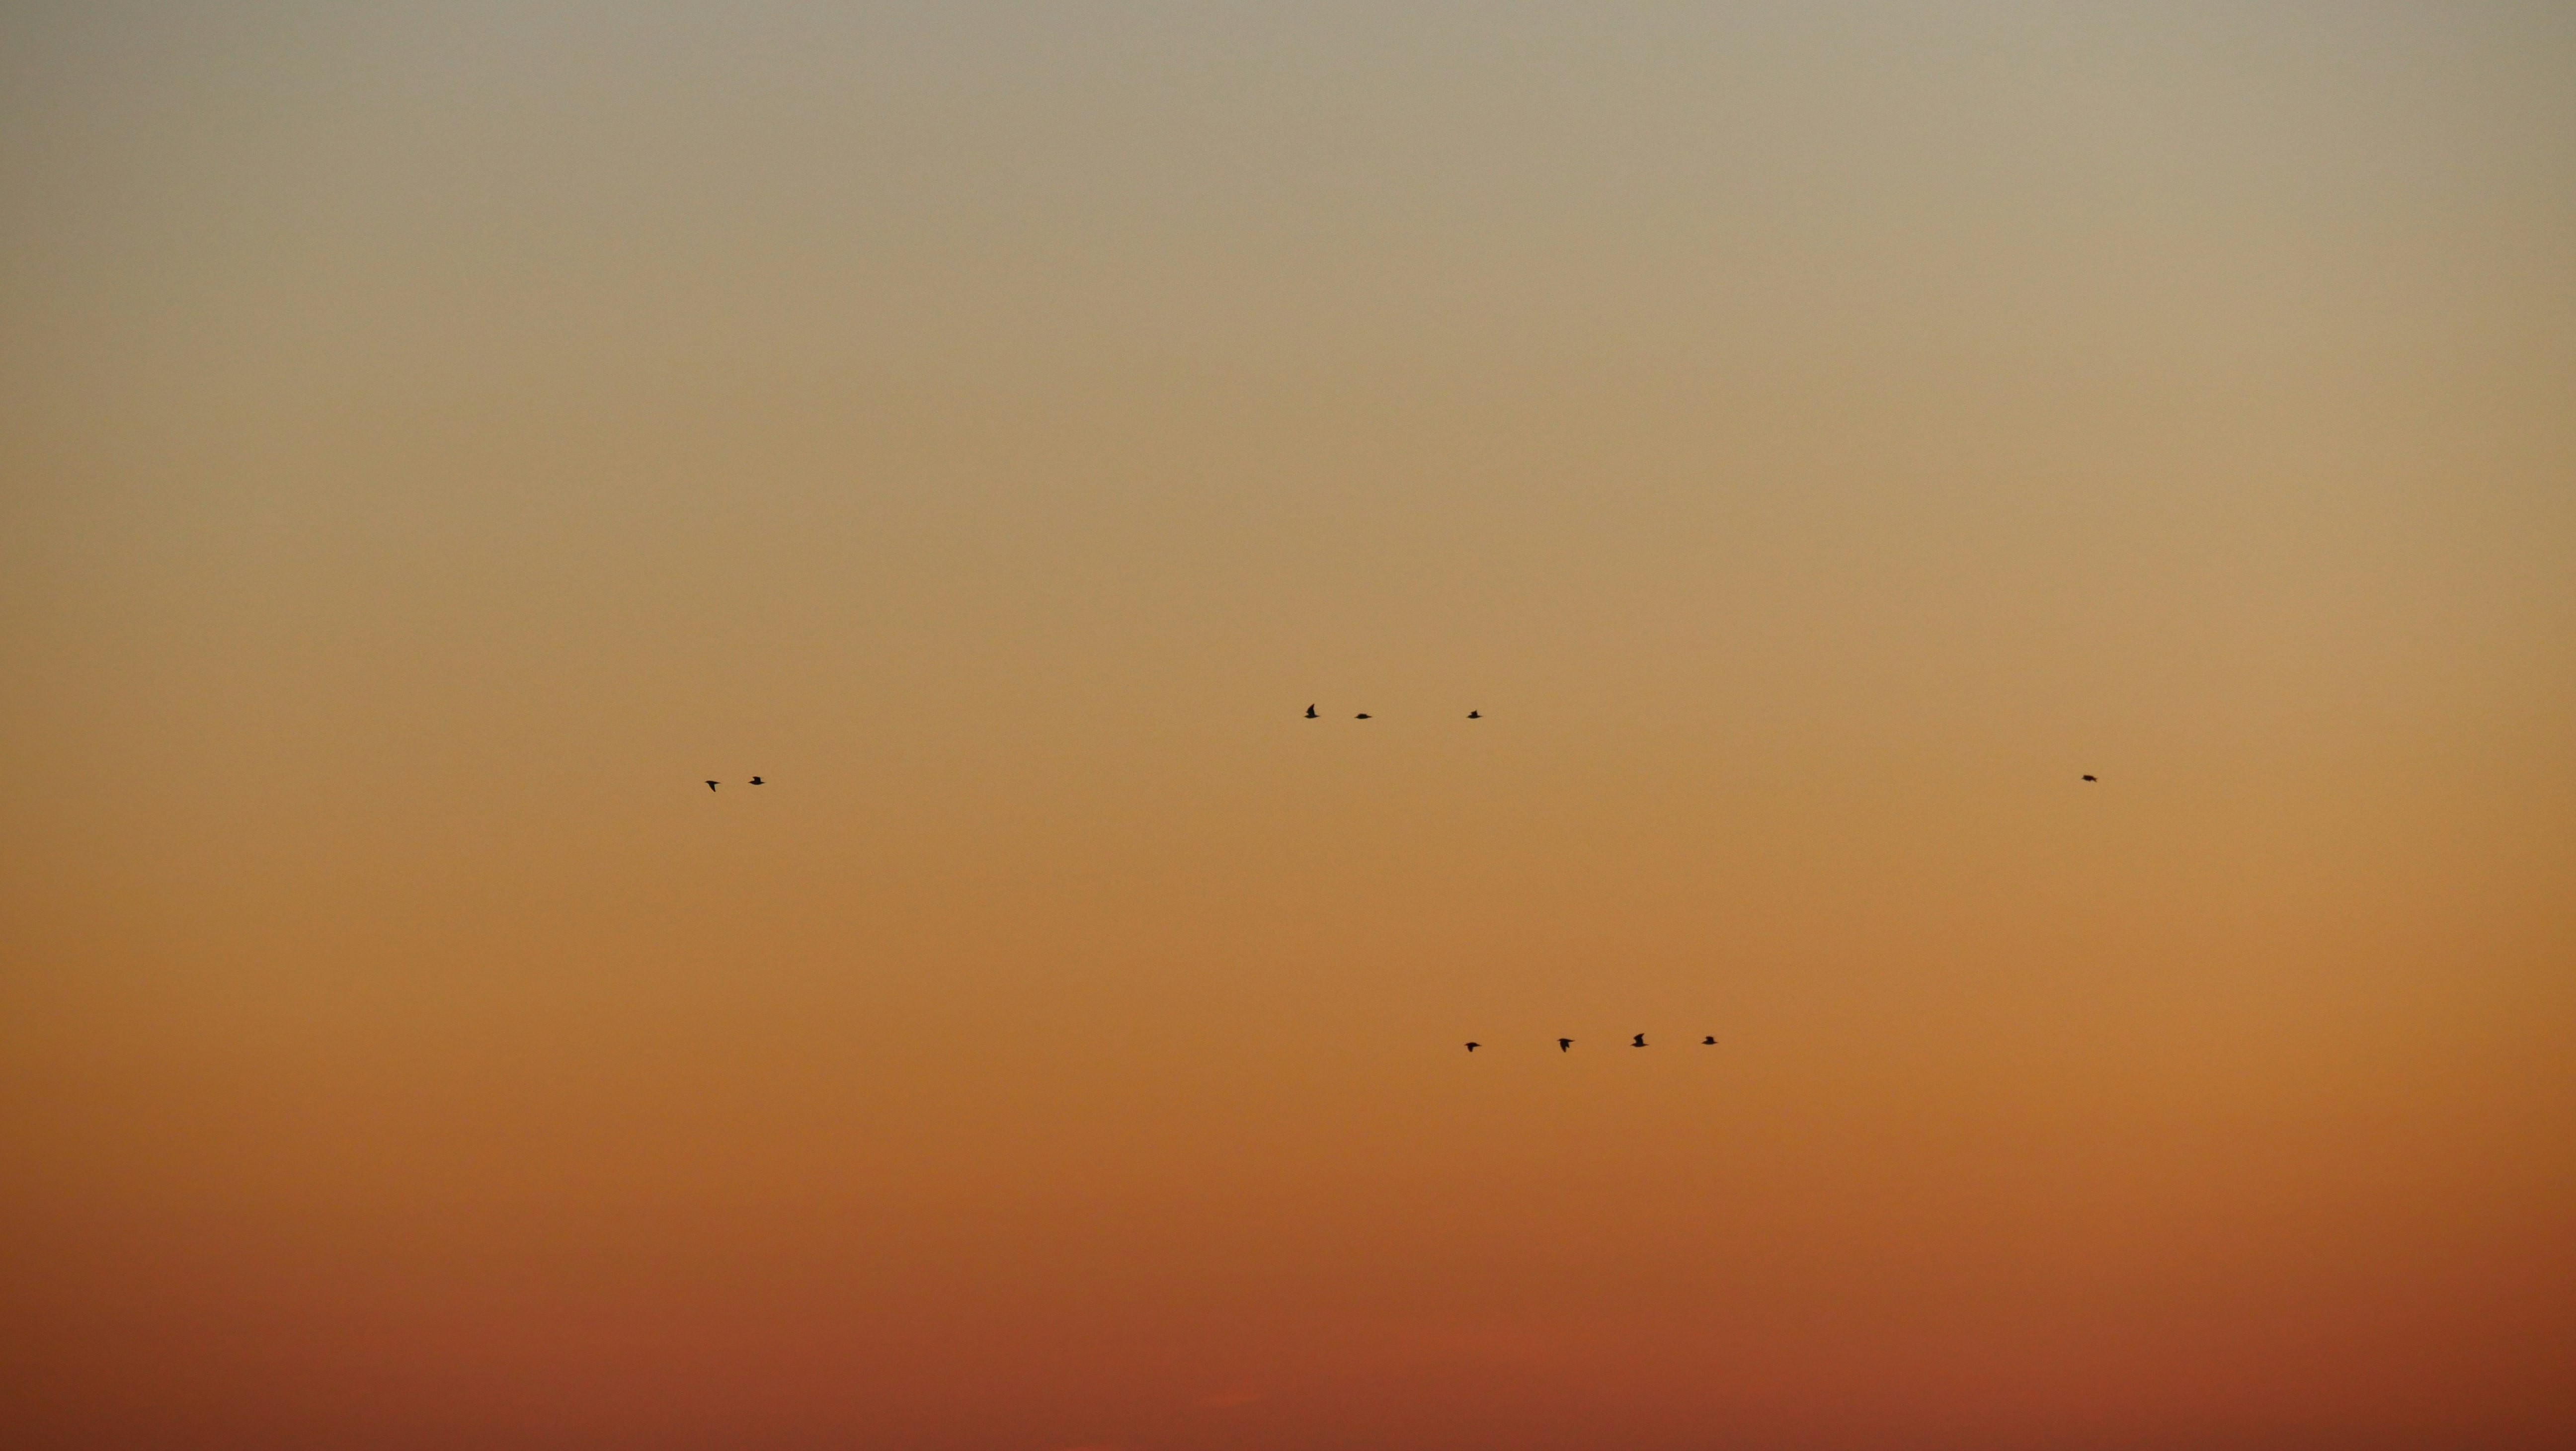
[
  {"x1": 1703, "y1": 1036, "x2": 1717, "y2": 1046},
  {"x1": 1559, "y1": 1038, "x2": 1573, "y2": 1052},
  {"x1": 1355, "y1": 713, "x2": 1371, "y2": 720},
  {"x1": 2082, "y1": 774, "x2": 2097, "y2": 782},
  {"x1": 1305, "y1": 705, "x2": 1318, "y2": 719},
  {"x1": 1467, "y1": 710, "x2": 1480, "y2": 719},
  {"x1": 1465, "y1": 1042, "x2": 1480, "y2": 1052},
  {"x1": 749, "y1": 776, "x2": 765, "y2": 786},
  {"x1": 1632, "y1": 1034, "x2": 1648, "y2": 1048},
  {"x1": 705, "y1": 781, "x2": 719, "y2": 792}
]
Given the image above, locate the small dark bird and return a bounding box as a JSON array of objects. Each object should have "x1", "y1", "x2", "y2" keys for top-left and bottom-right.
[
  {"x1": 749, "y1": 776, "x2": 765, "y2": 786},
  {"x1": 1465, "y1": 1042, "x2": 1480, "y2": 1052},
  {"x1": 1559, "y1": 1038, "x2": 1573, "y2": 1052},
  {"x1": 1632, "y1": 1034, "x2": 1648, "y2": 1048},
  {"x1": 1305, "y1": 705, "x2": 1318, "y2": 719},
  {"x1": 2082, "y1": 774, "x2": 2096, "y2": 782},
  {"x1": 1467, "y1": 710, "x2": 1480, "y2": 719},
  {"x1": 1355, "y1": 713, "x2": 1371, "y2": 720},
  {"x1": 706, "y1": 781, "x2": 719, "y2": 792},
  {"x1": 1703, "y1": 1036, "x2": 1717, "y2": 1046}
]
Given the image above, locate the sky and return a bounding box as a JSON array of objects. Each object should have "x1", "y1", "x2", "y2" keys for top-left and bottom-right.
[{"x1": 2, "y1": 3, "x2": 2572, "y2": 1447}]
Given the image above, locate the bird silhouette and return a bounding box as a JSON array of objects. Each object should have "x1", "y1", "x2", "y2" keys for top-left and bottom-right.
[
  {"x1": 2082, "y1": 774, "x2": 2097, "y2": 782},
  {"x1": 1355, "y1": 713, "x2": 1371, "y2": 720},
  {"x1": 1632, "y1": 1034, "x2": 1648, "y2": 1048},
  {"x1": 1467, "y1": 710, "x2": 1480, "y2": 719},
  {"x1": 1304, "y1": 705, "x2": 1318, "y2": 719},
  {"x1": 705, "y1": 781, "x2": 719, "y2": 792},
  {"x1": 749, "y1": 776, "x2": 765, "y2": 786},
  {"x1": 1559, "y1": 1038, "x2": 1573, "y2": 1052},
  {"x1": 1703, "y1": 1036, "x2": 1717, "y2": 1046},
  {"x1": 1465, "y1": 1042, "x2": 1480, "y2": 1052}
]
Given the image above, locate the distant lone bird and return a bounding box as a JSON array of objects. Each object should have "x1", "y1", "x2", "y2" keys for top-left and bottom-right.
[
  {"x1": 1559, "y1": 1038, "x2": 1573, "y2": 1052},
  {"x1": 1467, "y1": 710, "x2": 1480, "y2": 719},
  {"x1": 706, "y1": 781, "x2": 719, "y2": 792},
  {"x1": 1465, "y1": 1042, "x2": 1480, "y2": 1052},
  {"x1": 2082, "y1": 774, "x2": 2097, "y2": 782},
  {"x1": 1305, "y1": 704, "x2": 1318, "y2": 719},
  {"x1": 1355, "y1": 713, "x2": 1371, "y2": 720},
  {"x1": 1632, "y1": 1034, "x2": 1648, "y2": 1048},
  {"x1": 1703, "y1": 1036, "x2": 1717, "y2": 1046},
  {"x1": 749, "y1": 776, "x2": 765, "y2": 786}
]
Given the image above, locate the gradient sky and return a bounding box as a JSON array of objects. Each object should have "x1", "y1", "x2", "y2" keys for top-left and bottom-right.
[{"x1": 3, "y1": 3, "x2": 2572, "y2": 1448}]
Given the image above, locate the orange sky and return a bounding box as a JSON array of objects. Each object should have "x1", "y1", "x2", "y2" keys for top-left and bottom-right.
[{"x1": 4, "y1": 3, "x2": 2572, "y2": 1447}]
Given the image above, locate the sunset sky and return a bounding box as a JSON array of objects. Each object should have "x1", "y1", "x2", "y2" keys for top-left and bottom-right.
[{"x1": 3, "y1": 3, "x2": 2572, "y2": 1447}]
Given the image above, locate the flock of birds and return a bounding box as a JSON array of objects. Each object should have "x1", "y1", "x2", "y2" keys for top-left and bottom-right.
[
  {"x1": 1467, "y1": 1034, "x2": 1721, "y2": 1053},
  {"x1": 703, "y1": 709, "x2": 2104, "y2": 1052},
  {"x1": 1306, "y1": 705, "x2": 1480, "y2": 719}
]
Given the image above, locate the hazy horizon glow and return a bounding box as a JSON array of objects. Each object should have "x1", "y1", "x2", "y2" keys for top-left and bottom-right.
[{"x1": 4, "y1": 4, "x2": 2571, "y2": 1447}]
